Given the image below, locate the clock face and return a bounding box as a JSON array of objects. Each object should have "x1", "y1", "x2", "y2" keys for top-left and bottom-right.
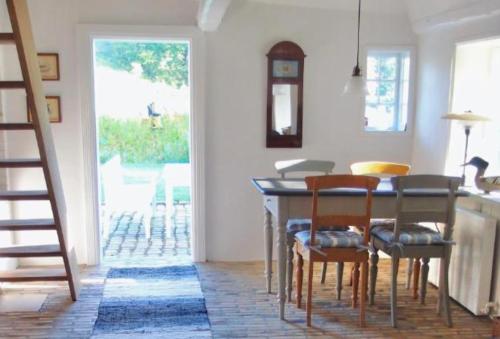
[{"x1": 272, "y1": 60, "x2": 299, "y2": 78}]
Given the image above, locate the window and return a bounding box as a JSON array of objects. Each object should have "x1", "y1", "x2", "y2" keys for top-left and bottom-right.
[
  {"x1": 364, "y1": 50, "x2": 411, "y2": 132},
  {"x1": 445, "y1": 39, "x2": 500, "y2": 183}
]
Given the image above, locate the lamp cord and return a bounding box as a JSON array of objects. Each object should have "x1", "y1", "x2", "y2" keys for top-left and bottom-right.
[{"x1": 356, "y1": 0, "x2": 361, "y2": 68}]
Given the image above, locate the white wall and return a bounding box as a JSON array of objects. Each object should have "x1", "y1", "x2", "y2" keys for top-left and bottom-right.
[
  {"x1": 205, "y1": 1, "x2": 416, "y2": 260},
  {"x1": 1, "y1": 0, "x2": 417, "y2": 263},
  {"x1": 77, "y1": 0, "x2": 198, "y2": 26},
  {"x1": 411, "y1": 13, "x2": 500, "y2": 174}
]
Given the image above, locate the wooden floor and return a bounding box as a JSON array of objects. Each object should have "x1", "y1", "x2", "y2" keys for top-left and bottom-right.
[{"x1": 0, "y1": 260, "x2": 492, "y2": 338}]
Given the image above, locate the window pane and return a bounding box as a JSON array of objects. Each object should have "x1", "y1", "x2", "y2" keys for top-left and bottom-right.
[
  {"x1": 402, "y1": 55, "x2": 410, "y2": 81},
  {"x1": 379, "y1": 56, "x2": 397, "y2": 80},
  {"x1": 366, "y1": 80, "x2": 379, "y2": 104},
  {"x1": 378, "y1": 81, "x2": 396, "y2": 104},
  {"x1": 365, "y1": 104, "x2": 396, "y2": 131},
  {"x1": 364, "y1": 49, "x2": 411, "y2": 132},
  {"x1": 401, "y1": 80, "x2": 409, "y2": 106},
  {"x1": 367, "y1": 57, "x2": 378, "y2": 80}
]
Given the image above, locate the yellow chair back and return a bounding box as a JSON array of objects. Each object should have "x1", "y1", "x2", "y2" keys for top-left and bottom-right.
[{"x1": 350, "y1": 161, "x2": 411, "y2": 176}]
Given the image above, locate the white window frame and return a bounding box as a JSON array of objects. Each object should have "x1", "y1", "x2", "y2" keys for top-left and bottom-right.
[{"x1": 363, "y1": 46, "x2": 416, "y2": 135}]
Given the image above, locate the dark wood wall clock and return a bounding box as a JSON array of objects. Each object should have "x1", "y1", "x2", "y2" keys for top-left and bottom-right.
[{"x1": 266, "y1": 41, "x2": 305, "y2": 148}]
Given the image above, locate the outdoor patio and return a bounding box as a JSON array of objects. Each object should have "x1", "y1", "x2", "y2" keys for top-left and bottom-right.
[
  {"x1": 102, "y1": 203, "x2": 192, "y2": 266},
  {"x1": 99, "y1": 160, "x2": 192, "y2": 265}
]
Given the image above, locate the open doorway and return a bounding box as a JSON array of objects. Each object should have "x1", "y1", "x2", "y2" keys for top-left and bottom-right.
[{"x1": 92, "y1": 38, "x2": 192, "y2": 266}]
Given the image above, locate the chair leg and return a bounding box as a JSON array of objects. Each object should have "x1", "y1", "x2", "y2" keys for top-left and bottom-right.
[
  {"x1": 287, "y1": 238, "x2": 294, "y2": 302},
  {"x1": 306, "y1": 261, "x2": 314, "y2": 327},
  {"x1": 369, "y1": 251, "x2": 379, "y2": 306},
  {"x1": 337, "y1": 262, "x2": 344, "y2": 300},
  {"x1": 321, "y1": 262, "x2": 328, "y2": 284},
  {"x1": 406, "y1": 258, "x2": 414, "y2": 289},
  {"x1": 296, "y1": 252, "x2": 304, "y2": 308},
  {"x1": 420, "y1": 257, "x2": 430, "y2": 305},
  {"x1": 390, "y1": 255, "x2": 400, "y2": 328},
  {"x1": 413, "y1": 257, "x2": 421, "y2": 300},
  {"x1": 360, "y1": 261, "x2": 368, "y2": 327},
  {"x1": 143, "y1": 208, "x2": 152, "y2": 240},
  {"x1": 441, "y1": 253, "x2": 453, "y2": 327},
  {"x1": 352, "y1": 262, "x2": 360, "y2": 308},
  {"x1": 349, "y1": 263, "x2": 354, "y2": 286}
]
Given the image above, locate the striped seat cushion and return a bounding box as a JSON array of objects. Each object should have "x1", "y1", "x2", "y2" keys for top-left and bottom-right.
[
  {"x1": 295, "y1": 230, "x2": 364, "y2": 248},
  {"x1": 371, "y1": 223, "x2": 444, "y2": 245},
  {"x1": 286, "y1": 219, "x2": 348, "y2": 235}
]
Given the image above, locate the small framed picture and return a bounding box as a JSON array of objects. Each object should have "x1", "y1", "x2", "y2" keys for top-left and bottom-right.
[
  {"x1": 27, "y1": 96, "x2": 62, "y2": 123},
  {"x1": 37, "y1": 53, "x2": 60, "y2": 81}
]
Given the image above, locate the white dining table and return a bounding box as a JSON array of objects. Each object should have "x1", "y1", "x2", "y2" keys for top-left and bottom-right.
[{"x1": 252, "y1": 177, "x2": 468, "y2": 320}]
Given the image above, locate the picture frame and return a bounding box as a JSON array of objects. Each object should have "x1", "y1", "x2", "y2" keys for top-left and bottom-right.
[
  {"x1": 37, "y1": 53, "x2": 60, "y2": 81},
  {"x1": 27, "y1": 96, "x2": 62, "y2": 123}
]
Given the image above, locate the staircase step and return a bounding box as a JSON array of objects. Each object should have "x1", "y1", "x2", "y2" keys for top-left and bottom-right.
[
  {"x1": 0, "y1": 244, "x2": 62, "y2": 257},
  {"x1": 0, "y1": 81, "x2": 25, "y2": 89},
  {"x1": 0, "y1": 159, "x2": 42, "y2": 168},
  {"x1": 0, "y1": 123, "x2": 34, "y2": 130},
  {"x1": 0, "y1": 218, "x2": 55, "y2": 231},
  {"x1": 0, "y1": 268, "x2": 67, "y2": 282},
  {"x1": 0, "y1": 33, "x2": 15, "y2": 44},
  {"x1": 0, "y1": 190, "x2": 49, "y2": 200}
]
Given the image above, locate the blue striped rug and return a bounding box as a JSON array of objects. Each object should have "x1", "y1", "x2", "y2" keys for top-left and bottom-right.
[{"x1": 92, "y1": 266, "x2": 211, "y2": 338}]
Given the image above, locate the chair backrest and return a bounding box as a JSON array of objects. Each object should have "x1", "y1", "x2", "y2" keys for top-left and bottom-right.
[
  {"x1": 100, "y1": 155, "x2": 124, "y2": 205},
  {"x1": 305, "y1": 175, "x2": 380, "y2": 246},
  {"x1": 350, "y1": 161, "x2": 410, "y2": 176},
  {"x1": 391, "y1": 175, "x2": 461, "y2": 241},
  {"x1": 275, "y1": 159, "x2": 335, "y2": 178}
]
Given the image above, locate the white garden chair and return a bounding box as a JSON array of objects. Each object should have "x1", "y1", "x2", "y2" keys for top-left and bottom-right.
[{"x1": 100, "y1": 155, "x2": 157, "y2": 240}]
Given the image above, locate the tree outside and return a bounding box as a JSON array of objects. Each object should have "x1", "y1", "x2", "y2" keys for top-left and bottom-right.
[{"x1": 94, "y1": 40, "x2": 190, "y2": 166}]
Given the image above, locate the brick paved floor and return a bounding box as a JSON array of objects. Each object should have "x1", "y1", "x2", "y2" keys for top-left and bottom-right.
[
  {"x1": 0, "y1": 260, "x2": 492, "y2": 338},
  {"x1": 102, "y1": 203, "x2": 192, "y2": 266}
]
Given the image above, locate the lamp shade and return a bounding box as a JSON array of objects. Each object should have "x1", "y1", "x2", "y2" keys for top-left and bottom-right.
[
  {"x1": 343, "y1": 74, "x2": 368, "y2": 96},
  {"x1": 442, "y1": 111, "x2": 490, "y2": 127}
]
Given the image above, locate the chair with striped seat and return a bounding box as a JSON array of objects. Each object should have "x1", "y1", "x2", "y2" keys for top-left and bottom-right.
[
  {"x1": 369, "y1": 175, "x2": 461, "y2": 328},
  {"x1": 348, "y1": 161, "x2": 417, "y2": 295},
  {"x1": 295, "y1": 174, "x2": 380, "y2": 327},
  {"x1": 274, "y1": 159, "x2": 342, "y2": 303}
]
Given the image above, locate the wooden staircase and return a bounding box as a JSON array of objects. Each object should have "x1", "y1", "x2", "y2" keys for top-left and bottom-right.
[{"x1": 0, "y1": 0, "x2": 79, "y2": 300}]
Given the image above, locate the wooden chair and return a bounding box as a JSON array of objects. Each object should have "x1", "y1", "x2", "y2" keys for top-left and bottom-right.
[
  {"x1": 349, "y1": 161, "x2": 418, "y2": 294},
  {"x1": 295, "y1": 175, "x2": 380, "y2": 327},
  {"x1": 275, "y1": 159, "x2": 335, "y2": 178},
  {"x1": 369, "y1": 175, "x2": 461, "y2": 327},
  {"x1": 274, "y1": 159, "x2": 341, "y2": 303},
  {"x1": 350, "y1": 161, "x2": 411, "y2": 177}
]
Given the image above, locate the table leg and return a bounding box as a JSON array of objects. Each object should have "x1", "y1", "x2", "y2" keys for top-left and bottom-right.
[
  {"x1": 277, "y1": 215, "x2": 287, "y2": 320},
  {"x1": 264, "y1": 207, "x2": 273, "y2": 294}
]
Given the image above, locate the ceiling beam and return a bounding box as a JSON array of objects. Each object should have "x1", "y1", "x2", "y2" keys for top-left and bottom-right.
[{"x1": 197, "y1": 0, "x2": 232, "y2": 32}]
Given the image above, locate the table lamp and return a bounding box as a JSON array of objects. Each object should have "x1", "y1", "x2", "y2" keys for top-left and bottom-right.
[{"x1": 442, "y1": 110, "x2": 490, "y2": 185}]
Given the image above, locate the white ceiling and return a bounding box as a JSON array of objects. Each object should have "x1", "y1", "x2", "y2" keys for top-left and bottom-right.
[
  {"x1": 246, "y1": 0, "x2": 500, "y2": 32},
  {"x1": 248, "y1": 0, "x2": 408, "y2": 14},
  {"x1": 405, "y1": 0, "x2": 487, "y2": 21}
]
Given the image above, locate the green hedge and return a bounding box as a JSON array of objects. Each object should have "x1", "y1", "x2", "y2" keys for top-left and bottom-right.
[{"x1": 99, "y1": 115, "x2": 190, "y2": 165}]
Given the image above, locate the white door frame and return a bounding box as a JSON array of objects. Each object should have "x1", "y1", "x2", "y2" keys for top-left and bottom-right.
[{"x1": 77, "y1": 25, "x2": 206, "y2": 265}]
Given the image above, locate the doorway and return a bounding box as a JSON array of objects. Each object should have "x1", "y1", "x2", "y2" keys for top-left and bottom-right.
[{"x1": 92, "y1": 38, "x2": 192, "y2": 266}]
